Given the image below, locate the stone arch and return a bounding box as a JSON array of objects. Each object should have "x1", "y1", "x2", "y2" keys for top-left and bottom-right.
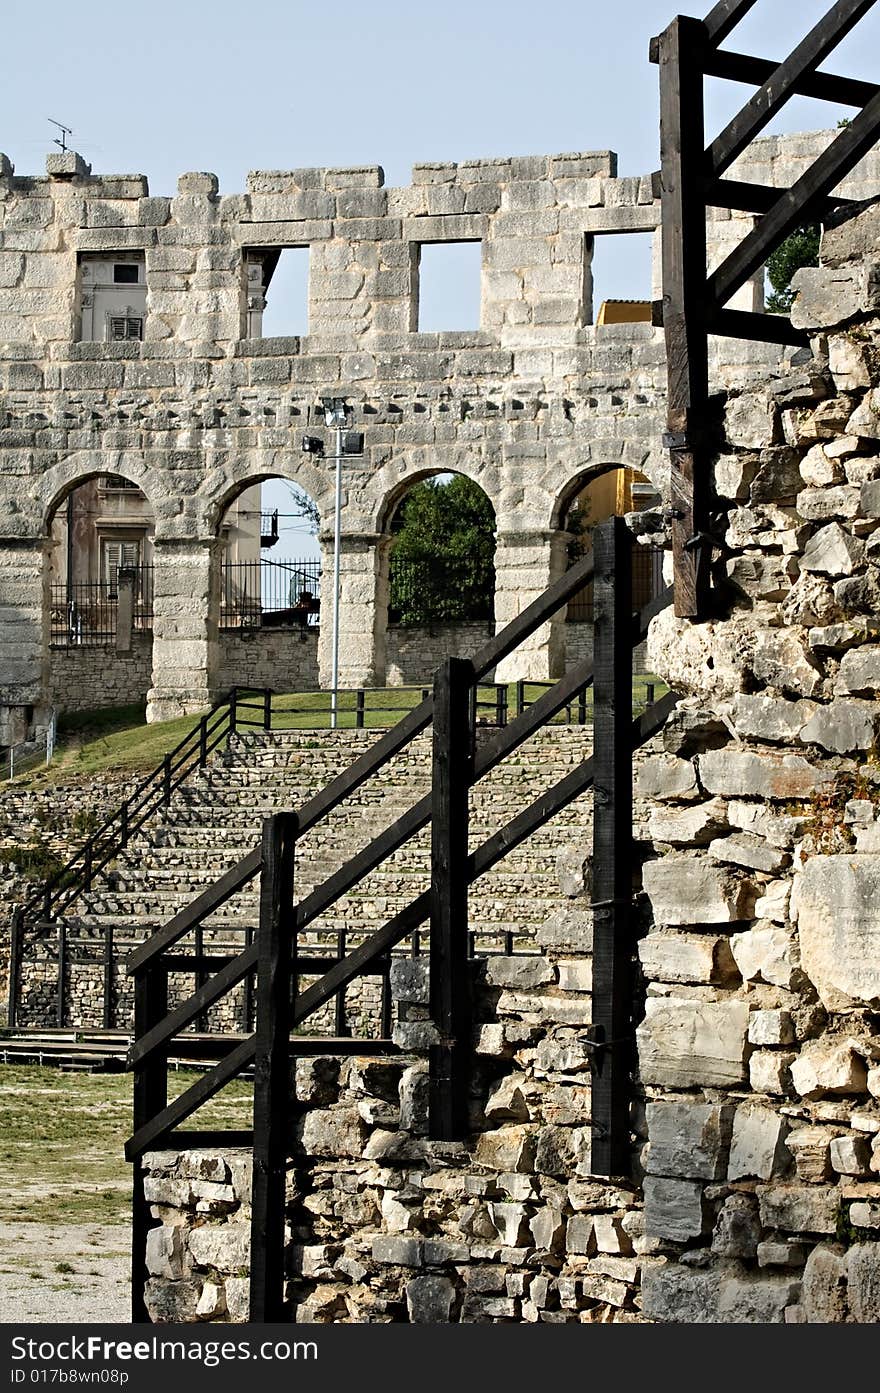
[
  {"x1": 207, "y1": 460, "x2": 324, "y2": 701},
  {"x1": 551, "y1": 460, "x2": 664, "y2": 674},
  {"x1": 374, "y1": 465, "x2": 498, "y2": 687},
  {"x1": 40, "y1": 455, "x2": 161, "y2": 721},
  {"x1": 373, "y1": 454, "x2": 500, "y2": 538}
]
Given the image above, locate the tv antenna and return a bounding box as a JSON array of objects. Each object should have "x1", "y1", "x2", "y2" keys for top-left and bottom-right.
[{"x1": 48, "y1": 119, "x2": 73, "y2": 153}]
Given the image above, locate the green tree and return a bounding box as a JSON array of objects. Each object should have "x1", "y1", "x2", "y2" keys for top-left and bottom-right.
[
  {"x1": 766, "y1": 224, "x2": 821, "y2": 314},
  {"x1": 389, "y1": 474, "x2": 496, "y2": 625}
]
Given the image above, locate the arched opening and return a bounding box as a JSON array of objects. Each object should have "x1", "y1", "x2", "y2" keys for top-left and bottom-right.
[
  {"x1": 45, "y1": 472, "x2": 156, "y2": 716},
  {"x1": 557, "y1": 466, "x2": 663, "y2": 671},
  {"x1": 380, "y1": 471, "x2": 497, "y2": 686},
  {"x1": 213, "y1": 475, "x2": 323, "y2": 695}
]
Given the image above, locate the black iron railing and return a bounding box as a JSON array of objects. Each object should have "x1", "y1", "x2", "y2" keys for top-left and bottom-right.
[
  {"x1": 220, "y1": 559, "x2": 321, "y2": 630},
  {"x1": 124, "y1": 522, "x2": 677, "y2": 1322},
  {"x1": 50, "y1": 568, "x2": 154, "y2": 646}
]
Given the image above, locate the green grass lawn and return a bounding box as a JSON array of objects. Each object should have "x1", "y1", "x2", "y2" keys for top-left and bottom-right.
[
  {"x1": 12, "y1": 675, "x2": 667, "y2": 789},
  {"x1": 0, "y1": 1065, "x2": 253, "y2": 1225}
]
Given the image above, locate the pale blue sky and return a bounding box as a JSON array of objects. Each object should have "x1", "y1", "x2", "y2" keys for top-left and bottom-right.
[{"x1": 5, "y1": 0, "x2": 879, "y2": 552}]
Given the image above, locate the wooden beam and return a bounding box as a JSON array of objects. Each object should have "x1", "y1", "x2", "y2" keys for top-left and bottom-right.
[
  {"x1": 128, "y1": 943, "x2": 257, "y2": 1069},
  {"x1": 709, "y1": 87, "x2": 880, "y2": 306},
  {"x1": 708, "y1": 0, "x2": 877, "y2": 178},
  {"x1": 708, "y1": 306, "x2": 812, "y2": 346},
  {"x1": 429, "y1": 657, "x2": 473, "y2": 1142},
  {"x1": 591, "y1": 518, "x2": 634, "y2": 1178},
  {"x1": 706, "y1": 46, "x2": 880, "y2": 107},
  {"x1": 702, "y1": 0, "x2": 761, "y2": 46},
  {"x1": 250, "y1": 813, "x2": 297, "y2": 1323},
  {"x1": 130, "y1": 961, "x2": 167, "y2": 1322},
  {"x1": 658, "y1": 16, "x2": 713, "y2": 619},
  {"x1": 125, "y1": 1035, "x2": 256, "y2": 1160},
  {"x1": 705, "y1": 176, "x2": 854, "y2": 218}
]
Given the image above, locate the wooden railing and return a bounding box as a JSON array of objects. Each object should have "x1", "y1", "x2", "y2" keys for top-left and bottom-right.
[
  {"x1": 651, "y1": 0, "x2": 880, "y2": 618},
  {"x1": 124, "y1": 521, "x2": 677, "y2": 1322}
]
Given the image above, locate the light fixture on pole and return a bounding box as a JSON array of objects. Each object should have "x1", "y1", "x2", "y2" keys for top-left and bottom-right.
[{"x1": 320, "y1": 397, "x2": 364, "y2": 730}]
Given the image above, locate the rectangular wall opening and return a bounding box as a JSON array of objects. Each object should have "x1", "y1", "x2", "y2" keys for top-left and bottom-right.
[
  {"x1": 416, "y1": 240, "x2": 482, "y2": 333},
  {"x1": 248, "y1": 247, "x2": 310, "y2": 338},
  {"x1": 587, "y1": 231, "x2": 655, "y2": 328}
]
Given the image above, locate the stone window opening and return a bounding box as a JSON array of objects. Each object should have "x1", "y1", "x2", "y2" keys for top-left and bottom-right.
[
  {"x1": 77, "y1": 252, "x2": 146, "y2": 343},
  {"x1": 415, "y1": 240, "x2": 482, "y2": 333},
  {"x1": 585, "y1": 230, "x2": 656, "y2": 328},
  {"x1": 244, "y1": 247, "x2": 309, "y2": 338}
]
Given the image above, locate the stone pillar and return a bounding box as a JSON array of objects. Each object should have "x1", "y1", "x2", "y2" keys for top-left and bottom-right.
[
  {"x1": 493, "y1": 530, "x2": 567, "y2": 684},
  {"x1": 146, "y1": 539, "x2": 220, "y2": 724},
  {"x1": 115, "y1": 567, "x2": 135, "y2": 654},
  {"x1": 317, "y1": 532, "x2": 388, "y2": 690},
  {"x1": 0, "y1": 537, "x2": 51, "y2": 745}
]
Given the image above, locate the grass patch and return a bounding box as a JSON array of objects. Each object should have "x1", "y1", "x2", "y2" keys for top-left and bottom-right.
[{"x1": 0, "y1": 1064, "x2": 253, "y2": 1225}]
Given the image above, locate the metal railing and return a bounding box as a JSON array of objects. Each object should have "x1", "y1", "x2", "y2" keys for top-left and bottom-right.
[
  {"x1": 220, "y1": 559, "x2": 321, "y2": 630},
  {"x1": 50, "y1": 569, "x2": 154, "y2": 646}
]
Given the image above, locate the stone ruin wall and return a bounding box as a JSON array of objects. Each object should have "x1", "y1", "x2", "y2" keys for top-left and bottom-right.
[
  {"x1": 133, "y1": 196, "x2": 880, "y2": 1324},
  {"x1": 3, "y1": 133, "x2": 879, "y2": 744}
]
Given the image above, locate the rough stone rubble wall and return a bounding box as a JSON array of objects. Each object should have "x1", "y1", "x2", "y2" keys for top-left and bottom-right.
[
  {"x1": 3, "y1": 134, "x2": 878, "y2": 737},
  {"x1": 636, "y1": 199, "x2": 880, "y2": 1324}
]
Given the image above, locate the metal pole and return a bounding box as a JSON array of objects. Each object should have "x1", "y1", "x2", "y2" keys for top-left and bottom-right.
[{"x1": 330, "y1": 424, "x2": 343, "y2": 731}]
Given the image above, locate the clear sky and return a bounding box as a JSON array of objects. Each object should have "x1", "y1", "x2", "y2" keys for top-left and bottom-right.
[{"x1": 5, "y1": 0, "x2": 880, "y2": 552}]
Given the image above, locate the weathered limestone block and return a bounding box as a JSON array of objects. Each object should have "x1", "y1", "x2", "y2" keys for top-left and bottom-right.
[
  {"x1": 752, "y1": 627, "x2": 822, "y2": 698},
  {"x1": 730, "y1": 924, "x2": 798, "y2": 989},
  {"x1": 641, "y1": 1262, "x2": 718, "y2": 1322},
  {"x1": 484, "y1": 956, "x2": 554, "y2": 989},
  {"x1": 748, "y1": 1009, "x2": 796, "y2": 1046},
  {"x1": 196, "y1": 1282, "x2": 226, "y2": 1320},
  {"x1": 638, "y1": 997, "x2": 749, "y2": 1087},
  {"x1": 225, "y1": 1277, "x2": 249, "y2": 1322},
  {"x1": 716, "y1": 1273, "x2": 801, "y2": 1323},
  {"x1": 145, "y1": 1225, "x2": 186, "y2": 1279},
  {"x1": 727, "y1": 802, "x2": 807, "y2": 850},
  {"x1": 555, "y1": 845, "x2": 591, "y2": 897},
  {"x1": 634, "y1": 754, "x2": 700, "y2": 802},
  {"x1": 801, "y1": 699, "x2": 880, "y2": 754},
  {"x1": 648, "y1": 798, "x2": 729, "y2": 846},
  {"x1": 187, "y1": 1221, "x2": 250, "y2": 1270},
  {"x1": 750, "y1": 1050, "x2": 796, "y2": 1096},
  {"x1": 787, "y1": 1127, "x2": 835, "y2": 1183},
  {"x1": 647, "y1": 607, "x2": 747, "y2": 700},
  {"x1": 639, "y1": 931, "x2": 738, "y2": 986},
  {"x1": 724, "y1": 392, "x2": 779, "y2": 449},
  {"x1": 797, "y1": 484, "x2": 861, "y2": 522},
  {"x1": 728, "y1": 1105, "x2": 791, "y2": 1182},
  {"x1": 847, "y1": 1243, "x2": 880, "y2": 1322},
  {"x1": 793, "y1": 856, "x2": 880, "y2": 1010},
  {"x1": 802, "y1": 1243, "x2": 848, "y2": 1322},
  {"x1": 730, "y1": 693, "x2": 817, "y2": 743},
  {"x1": 800, "y1": 521, "x2": 864, "y2": 576},
  {"x1": 708, "y1": 832, "x2": 789, "y2": 875},
  {"x1": 534, "y1": 1124, "x2": 587, "y2": 1176},
  {"x1": 406, "y1": 1275, "x2": 455, "y2": 1323},
  {"x1": 643, "y1": 1177, "x2": 710, "y2": 1242},
  {"x1": 830, "y1": 1134, "x2": 871, "y2": 1177},
  {"x1": 535, "y1": 907, "x2": 593, "y2": 952},
  {"x1": 758, "y1": 1185, "x2": 838, "y2": 1235},
  {"x1": 645, "y1": 1102, "x2": 735, "y2": 1180},
  {"x1": 474, "y1": 1125, "x2": 536, "y2": 1173},
  {"x1": 835, "y1": 645, "x2": 880, "y2": 696},
  {"x1": 757, "y1": 1239, "x2": 805, "y2": 1269},
  {"x1": 712, "y1": 1195, "x2": 762, "y2": 1259},
  {"x1": 144, "y1": 1279, "x2": 202, "y2": 1324},
  {"x1": 299, "y1": 1106, "x2": 369, "y2": 1159},
  {"x1": 642, "y1": 855, "x2": 756, "y2": 926},
  {"x1": 790, "y1": 1041, "x2": 868, "y2": 1100},
  {"x1": 699, "y1": 749, "x2": 834, "y2": 801},
  {"x1": 485, "y1": 1074, "x2": 530, "y2": 1124},
  {"x1": 791, "y1": 263, "x2": 877, "y2": 331},
  {"x1": 850, "y1": 1201, "x2": 880, "y2": 1228},
  {"x1": 800, "y1": 441, "x2": 846, "y2": 487}
]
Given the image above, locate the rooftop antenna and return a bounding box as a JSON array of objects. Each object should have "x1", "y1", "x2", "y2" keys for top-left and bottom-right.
[{"x1": 48, "y1": 119, "x2": 73, "y2": 153}]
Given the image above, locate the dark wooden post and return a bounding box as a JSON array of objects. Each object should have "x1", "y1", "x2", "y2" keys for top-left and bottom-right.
[
  {"x1": 56, "y1": 920, "x2": 67, "y2": 1028},
  {"x1": 428, "y1": 656, "x2": 473, "y2": 1141},
  {"x1": 229, "y1": 688, "x2": 238, "y2": 737},
  {"x1": 263, "y1": 689, "x2": 272, "y2": 731},
  {"x1": 249, "y1": 812, "x2": 296, "y2": 1323},
  {"x1": 130, "y1": 960, "x2": 167, "y2": 1323},
  {"x1": 7, "y1": 908, "x2": 22, "y2": 1027},
  {"x1": 103, "y1": 921, "x2": 114, "y2": 1029},
  {"x1": 199, "y1": 716, "x2": 208, "y2": 767},
  {"x1": 590, "y1": 517, "x2": 634, "y2": 1178},
  {"x1": 355, "y1": 689, "x2": 365, "y2": 729},
  {"x1": 162, "y1": 754, "x2": 172, "y2": 806},
  {"x1": 658, "y1": 15, "x2": 712, "y2": 620}
]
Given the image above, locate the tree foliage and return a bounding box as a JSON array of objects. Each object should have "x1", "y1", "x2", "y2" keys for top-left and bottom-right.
[
  {"x1": 766, "y1": 224, "x2": 821, "y2": 314},
  {"x1": 389, "y1": 474, "x2": 496, "y2": 625}
]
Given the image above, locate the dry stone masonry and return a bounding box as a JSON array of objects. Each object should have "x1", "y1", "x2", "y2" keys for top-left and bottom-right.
[{"x1": 2, "y1": 135, "x2": 879, "y2": 742}]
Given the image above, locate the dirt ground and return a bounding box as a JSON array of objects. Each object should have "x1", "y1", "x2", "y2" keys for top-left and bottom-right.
[{"x1": 0, "y1": 1064, "x2": 251, "y2": 1324}]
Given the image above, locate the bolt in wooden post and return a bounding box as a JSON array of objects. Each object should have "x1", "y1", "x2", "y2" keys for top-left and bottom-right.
[
  {"x1": 590, "y1": 516, "x2": 634, "y2": 1178},
  {"x1": 429, "y1": 656, "x2": 473, "y2": 1141},
  {"x1": 249, "y1": 812, "x2": 296, "y2": 1323}
]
